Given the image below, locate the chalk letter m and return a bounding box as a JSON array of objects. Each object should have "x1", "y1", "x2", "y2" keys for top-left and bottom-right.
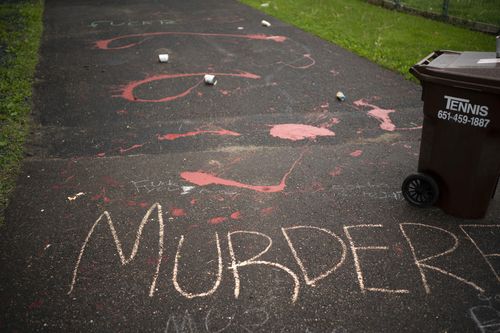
[{"x1": 68, "y1": 203, "x2": 165, "y2": 297}]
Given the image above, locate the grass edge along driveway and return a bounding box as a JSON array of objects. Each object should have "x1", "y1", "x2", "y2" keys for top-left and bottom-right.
[
  {"x1": 0, "y1": 0, "x2": 43, "y2": 226},
  {"x1": 240, "y1": 0, "x2": 495, "y2": 80}
]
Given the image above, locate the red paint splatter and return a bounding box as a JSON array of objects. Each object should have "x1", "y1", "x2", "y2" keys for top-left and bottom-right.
[
  {"x1": 157, "y1": 129, "x2": 241, "y2": 141},
  {"x1": 190, "y1": 199, "x2": 197, "y2": 206},
  {"x1": 260, "y1": 207, "x2": 274, "y2": 216},
  {"x1": 116, "y1": 109, "x2": 128, "y2": 115},
  {"x1": 92, "y1": 188, "x2": 111, "y2": 204},
  {"x1": 320, "y1": 118, "x2": 340, "y2": 128},
  {"x1": 127, "y1": 201, "x2": 149, "y2": 208},
  {"x1": 329, "y1": 166, "x2": 343, "y2": 177},
  {"x1": 97, "y1": 152, "x2": 106, "y2": 157},
  {"x1": 230, "y1": 211, "x2": 242, "y2": 220},
  {"x1": 102, "y1": 176, "x2": 122, "y2": 188},
  {"x1": 270, "y1": 124, "x2": 335, "y2": 141},
  {"x1": 27, "y1": 299, "x2": 43, "y2": 310},
  {"x1": 171, "y1": 208, "x2": 186, "y2": 217},
  {"x1": 119, "y1": 144, "x2": 144, "y2": 154},
  {"x1": 208, "y1": 217, "x2": 228, "y2": 225},
  {"x1": 120, "y1": 72, "x2": 260, "y2": 103},
  {"x1": 95, "y1": 32, "x2": 287, "y2": 50},
  {"x1": 350, "y1": 150, "x2": 363, "y2": 157},
  {"x1": 353, "y1": 99, "x2": 396, "y2": 131},
  {"x1": 180, "y1": 152, "x2": 304, "y2": 193}
]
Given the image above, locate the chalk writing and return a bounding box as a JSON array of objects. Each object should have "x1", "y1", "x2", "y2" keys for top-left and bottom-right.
[
  {"x1": 469, "y1": 294, "x2": 500, "y2": 333},
  {"x1": 131, "y1": 179, "x2": 238, "y2": 196},
  {"x1": 90, "y1": 19, "x2": 176, "y2": 28},
  {"x1": 68, "y1": 204, "x2": 499, "y2": 304}
]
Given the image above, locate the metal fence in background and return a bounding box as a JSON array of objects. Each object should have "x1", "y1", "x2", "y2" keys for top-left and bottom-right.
[{"x1": 367, "y1": 0, "x2": 500, "y2": 34}]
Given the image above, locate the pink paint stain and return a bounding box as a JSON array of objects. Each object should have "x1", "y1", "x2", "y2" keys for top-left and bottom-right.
[
  {"x1": 96, "y1": 152, "x2": 106, "y2": 157},
  {"x1": 220, "y1": 89, "x2": 230, "y2": 96},
  {"x1": 329, "y1": 166, "x2": 343, "y2": 177},
  {"x1": 92, "y1": 188, "x2": 111, "y2": 204},
  {"x1": 350, "y1": 150, "x2": 363, "y2": 157},
  {"x1": 320, "y1": 117, "x2": 340, "y2": 128},
  {"x1": 270, "y1": 124, "x2": 335, "y2": 141},
  {"x1": 157, "y1": 129, "x2": 241, "y2": 141},
  {"x1": 190, "y1": 199, "x2": 197, "y2": 206},
  {"x1": 120, "y1": 72, "x2": 260, "y2": 103},
  {"x1": 119, "y1": 144, "x2": 144, "y2": 154},
  {"x1": 127, "y1": 201, "x2": 149, "y2": 208},
  {"x1": 171, "y1": 208, "x2": 187, "y2": 217},
  {"x1": 261, "y1": 207, "x2": 274, "y2": 216},
  {"x1": 353, "y1": 99, "x2": 396, "y2": 131},
  {"x1": 230, "y1": 211, "x2": 242, "y2": 220},
  {"x1": 27, "y1": 299, "x2": 43, "y2": 310},
  {"x1": 208, "y1": 217, "x2": 228, "y2": 225},
  {"x1": 95, "y1": 32, "x2": 287, "y2": 50},
  {"x1": 181, "y1": 152, "x2": 304, "y2": 193}
]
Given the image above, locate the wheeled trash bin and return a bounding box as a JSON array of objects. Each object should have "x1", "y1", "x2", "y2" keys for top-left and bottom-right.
[{"x1": 402, "y1": 50, "x2": 500, "y2": 219}]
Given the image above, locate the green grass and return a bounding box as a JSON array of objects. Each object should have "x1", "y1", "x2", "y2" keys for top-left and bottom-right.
[
  {"x1": 401, "y1": 0, "x2": 500, "y2": 26},
  {"x1": 0, "y1": 1, "x2": 43, "y2": 225},
  {"x1": 241, "y1": 0, "x2": 495, "y2": 80}
]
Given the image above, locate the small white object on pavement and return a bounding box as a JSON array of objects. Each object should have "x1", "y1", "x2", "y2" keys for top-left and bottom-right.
[
  {"x1": 204, "y1": 74, "x2": 217, "y2": 85},
  {"x1": 261, "y1": 20, "x2": 271, "y2": 27},
  {"x1": 260, "y1": 2, "x2": 270, "y2": 7},
  {"x1": 336, "y1": 91, "x2": 346, "y2": 101},
  {"x1": 158, "y1": 54, "x2": 169, "y2": 63}
]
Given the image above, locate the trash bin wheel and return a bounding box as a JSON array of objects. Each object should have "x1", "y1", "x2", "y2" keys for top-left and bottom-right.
[{"x1": 402, "y1": 173, "x2": 439, "y2": 208}]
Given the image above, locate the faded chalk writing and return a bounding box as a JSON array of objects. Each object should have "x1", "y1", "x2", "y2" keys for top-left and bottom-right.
[
  {"x1": 90, "y1": 19, "x2": 176, "y2": 28},
  {"x1": 469, "y1": 294, "x2": 500, "y2": 333},
  {"x1": 131, "y1": 180, "x2": 238, "y2": 196}
]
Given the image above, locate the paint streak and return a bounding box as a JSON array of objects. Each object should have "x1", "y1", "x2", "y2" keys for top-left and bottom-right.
[
  {"x1": 230, "y1": 211, "x2": 242, "y2": 220},
  {"x1": 350, "y1": 150, "x2": 363, "y2": 157},
  {"x1": 119, "y1": 144, "x2": 144, "y2": 154},
  {"x1": 157, "y1": 129, "x2": 241, "y2": 141},
  {"x1": 171, "y1": 208, "x2": 186, "y2": 217},
  {"x1": 95, "y1": 32, "x2": 287, "y2": 50},
  {"x1": 320, "y1": 118, "x2": 340, "y2": 128},
  {"x1": 208, "y1": 217, "x2": 228, "y2": 225},
  {"x1": 27, "y1": 299, "x2": 43, "y2": 310},
  {"x1": 353, "y1": 99, "x2": 396, "y2": 131},
  {"x1": 180, "y1": 152, "x2": 304, "y2": 193},
  {"x1": 97, "y1": 152, "x2": 106, "y2": 157},
  {"x1": 261, "y1": 207, "x2": 274, "y2": 216},
  {"x1": 270, "y1": 124, "x2": 335, "y2": 141},
  {"x1": 127, "y1": 201, "x2": 149, "y2": 208},
  {"x1": 329, "y1": 166, "x2": 343, "y2": 177},
  {"x1": 284, "y1": 54, "x2": 316, "y2": 69},
  {"x1": 120, "y1": 72, "x2": 260, "y2": 103}
]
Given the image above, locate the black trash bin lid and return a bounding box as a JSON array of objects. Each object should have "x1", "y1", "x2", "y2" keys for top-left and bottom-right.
[{"x1": 411, "y1": 51, "x2": 500, "y2": 94}]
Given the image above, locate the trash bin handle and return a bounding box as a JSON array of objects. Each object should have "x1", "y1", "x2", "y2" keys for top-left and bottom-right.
[{"x1": 415, "y1": 50, "x2": 460, "y2": 67}]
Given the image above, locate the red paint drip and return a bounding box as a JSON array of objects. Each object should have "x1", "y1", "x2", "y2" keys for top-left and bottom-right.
[
  {"x1": 329, "y1": 166, "x2": 343, "y2": 177},
  {"x1": 121, "y1": 72, "x2": 260, "y2": 103},
  {"x1": 157, "y1": 129, "x2": 241, "y2": 141},
  {"x1": 270, "y1": 124, "x2": 335, "y2": 141},
  {"x1": 95, "y1": 32, "x2": 287, "y2": 50},
  {"x1": 208, "y1": 217, "x2": 228, "y2": 225},
  {"x1": 180, "y1": 152, "x2": 304, "y2": 193},
  {"x1": 171, "y1": 208, "x2": 187, "y2": 217},
  {"x1": 119, "y1": 144, "x2": 144, "y2": 154},
  {"x1": 353, "y1": 99, "x2": 396, "y2": 131},
  {"x1": 350, "y1": 150, "x2": 363, "y2": 157},
  {"x1": 261, "y1": 207, "x2": 274, "y2": 216},
  {"x1": 230, "y1": 211, "x2": 242, "y2": 220}
]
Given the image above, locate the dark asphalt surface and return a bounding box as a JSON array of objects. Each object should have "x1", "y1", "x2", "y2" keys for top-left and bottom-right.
[{"x1": 1, "y1": 0, "x2": 499, "y2": 332}]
